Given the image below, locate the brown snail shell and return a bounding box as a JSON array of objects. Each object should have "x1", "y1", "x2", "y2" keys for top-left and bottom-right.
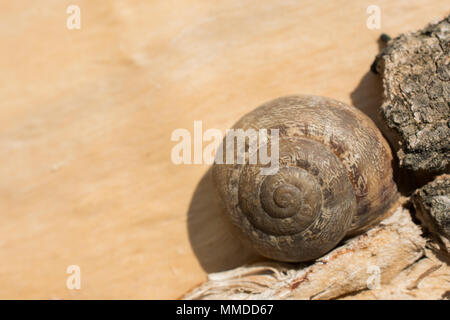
[{"x1": 212, "y1": 95, "x2": 399, "y2": 262}]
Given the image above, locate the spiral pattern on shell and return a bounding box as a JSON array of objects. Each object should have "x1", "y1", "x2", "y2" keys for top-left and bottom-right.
[{"x1": 213, "y1": 95, "x2": 399, "y2": 262}]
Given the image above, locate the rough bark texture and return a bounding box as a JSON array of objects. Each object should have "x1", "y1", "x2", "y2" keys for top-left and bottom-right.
[
  {"x1": 372, "y1": 15, "x2": 450, "y2": 172},
  {"x1": 183, "y1": 205, "x2": 450, "y2": 300},
  {"x1": 412, "y1": 174, "x2": 450, "y2": 255}
]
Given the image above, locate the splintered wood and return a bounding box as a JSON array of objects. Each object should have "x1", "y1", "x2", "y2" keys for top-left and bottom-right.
[{"x1": 183, "y1": 206, "x2": 450, "y2": 300}]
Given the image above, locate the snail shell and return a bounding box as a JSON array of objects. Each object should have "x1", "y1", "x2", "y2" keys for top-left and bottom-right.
[{"x1": 213, "y1": 95, "x2": 399, "y2": 262}]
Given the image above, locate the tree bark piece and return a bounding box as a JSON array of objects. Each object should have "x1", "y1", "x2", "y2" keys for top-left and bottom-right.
[
  {"x1": 372, "y1": 15, "x2": 449, "y2": 172},
  {"x1": 183, "y1": 206, "x2": 450, "y2": 300},
  {"x1": 412, "y1": 174, "x2": 450, "y2": 255}
]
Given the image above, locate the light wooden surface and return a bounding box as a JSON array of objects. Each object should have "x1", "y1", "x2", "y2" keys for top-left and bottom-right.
[{"x1": 0, "y1": 0, "x2": 447, "y2": 299}]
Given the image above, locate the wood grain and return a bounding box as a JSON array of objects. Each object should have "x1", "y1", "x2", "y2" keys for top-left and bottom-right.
[{"x1": 0, "y1": 0, "x2": 447, "y2": 299}]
